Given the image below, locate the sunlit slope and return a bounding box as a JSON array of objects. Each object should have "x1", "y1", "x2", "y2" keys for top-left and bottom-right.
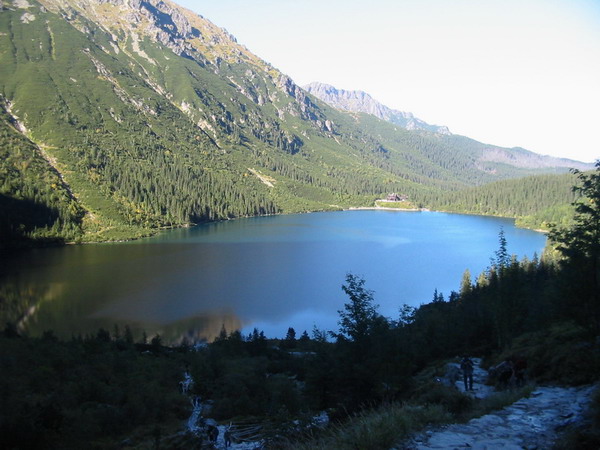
[{"x1": 0, "y1": 0, "x2": 588, "y2": 245}]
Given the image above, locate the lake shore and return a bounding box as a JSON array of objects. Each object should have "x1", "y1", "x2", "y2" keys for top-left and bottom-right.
[
  {"x1": 347, "y1": 206, "x2": 425, "y2": 212},
  {"x1": 7, "y1": 202, "x2": 547, "y2": 250}
]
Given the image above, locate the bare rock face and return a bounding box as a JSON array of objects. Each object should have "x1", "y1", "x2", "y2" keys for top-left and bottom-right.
[
  {"x1": 304, "y1": 81, "x2": 451, "y2": 135},
  {"x1": 38, "y1": 0, "x2": 230, "y2": 60},
  {"x1": 35, "y1": 0, "x2": 310, "y2": 105}
]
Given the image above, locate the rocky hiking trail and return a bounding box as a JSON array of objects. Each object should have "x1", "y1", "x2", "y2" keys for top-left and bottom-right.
[{"x1": 399, "y1": 358, "x2": 597, "y2": 449}]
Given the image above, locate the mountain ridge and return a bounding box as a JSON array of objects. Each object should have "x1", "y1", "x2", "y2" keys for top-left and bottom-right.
[
  {"x1": 0, "y1": 0, "x2": 593, "y2": 246},
  {"x1": 304, "y1": 81, "x2": 589, "y2": 172},
  {"x1": 304, "y1": 81, "x2": 451, "y2": 135}
]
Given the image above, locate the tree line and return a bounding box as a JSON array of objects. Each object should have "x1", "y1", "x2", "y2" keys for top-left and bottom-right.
[{"x1": 1, "y1": 162, "x2": 598, "y2": 448}]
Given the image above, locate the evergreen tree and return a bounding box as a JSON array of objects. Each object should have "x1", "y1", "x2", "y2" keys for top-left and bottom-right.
[
  {"x1": 492, "y1": 227, "x2": 510, "y2": 270},
  {"x1": 549, "y1": 161, "x2": 600, "y2": 332},
  {"x1": 298, "y1": 330, "x2": 310, "y2": 347},
  {"x1": 283, "y1": 327, "x2": 297, "y2": 349},
  {"x1": 432, "y1": 288, "x2": 444, "y2": 303},
  {"x1": 217, "y1": 324, "x2": 228, "y2": 341},
  {"x1": 460, "y1": 269, "x2": 473, "y2": 296},
  {"x1": 285, "y1": 327, "x2": 296, "y2": 341}
]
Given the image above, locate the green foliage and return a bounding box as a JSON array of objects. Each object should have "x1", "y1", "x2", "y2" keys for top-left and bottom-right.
[
  {"x1": 0, "y1": 330, "x2": 189, "y2": 449},
  {"x1": 549, "y1": 162, "x2": 600, "y2": 332},
  {"x1": 491, "y1": 323, "x2": 600, "y2": 386},
  {"x1": 3, "y1": 204, "x2": 599, "y2": 447},
  {"x1": 492, "y1": 227, "x2": 510, "y2": 269},
  {"x1": 293, "y1": 374, "x2": 534, "y2": 449},
  {"x1": 394, "y1": 179, "x2": 600, "y2": 363},
  {"x1": 335, "y1": 273, "x2": 380, "y2": 343},
  {"x1": 0, "y1": 104, "x2": 84, "y2": 247},
  {"x1": 411, "y1": 383, "x2": 474, "y2": 416},
  {"x1": 469, "y1": 385, "x2": 535, "y2": 418},
  {"x1": 288, "y1": 403, "x2": 451, "y2": 450},
  {"x1": 460, "y1": 269, "x2": 473, "y2": 296},
  {"x1": 422, "y1": 172, "x2": 580, "y2": 230},
  {"x1": 2, "y1": 4, "x2": 598, "y2": 446},
  {"x1": 0, "y1": 4, "x2": 583, "y2": 246}
]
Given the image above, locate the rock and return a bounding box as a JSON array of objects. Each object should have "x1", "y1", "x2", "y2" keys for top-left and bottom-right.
[
  {"x1": 402, "y1": 385, "x2": 596, "y2": 449},
  {"x1": 303, "y1": 82, "x2": 451, "y2": 135}
]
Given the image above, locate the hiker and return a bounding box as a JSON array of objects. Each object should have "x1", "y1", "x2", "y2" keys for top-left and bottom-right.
[
  {"x1": 512, "y1": 356, "x2": 527, "y2": 387},
  {"x1": 207, "y1": 424, "x2": 219, "y2": 444},
  {"x1": 460, "y1": 356, "x2": 474, "y2": 391},
  {"x1": 489, "y1": 359, "x2": 514, "y2": 388},
  {"x1": 224, "y1": 424, "x2": 232, "y2": 448}
]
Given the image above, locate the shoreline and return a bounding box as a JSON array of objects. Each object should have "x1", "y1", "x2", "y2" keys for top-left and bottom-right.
[
  {"x1": 8, "y1": 204, "x2": 549, "y2": 250},
  {"x1": 346, "y1": 206, "x2": 424, "y2": 212}
]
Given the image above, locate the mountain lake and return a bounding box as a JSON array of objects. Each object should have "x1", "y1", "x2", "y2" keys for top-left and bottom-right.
[{"x1": 0, "y1": 210, "x2": 547, "y2": 344}]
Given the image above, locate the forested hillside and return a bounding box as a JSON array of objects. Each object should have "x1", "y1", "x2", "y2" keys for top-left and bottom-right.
[
  {"x1": 0, "y1": 102, "x2": 83, "y2": 245},
  {"x1": 0, "y1": 0, "x2": 592, "y2": 247},
  {"x1": 423, "y1": 171, "x2": 581, "y2": 229},
  {"x1": 1, "y1": 163, "x2": 598, "y2": 449}
]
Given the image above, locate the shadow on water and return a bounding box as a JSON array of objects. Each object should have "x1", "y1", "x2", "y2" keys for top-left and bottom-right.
[
  {"x1": 0, "y1": 193, "x2": 66, "y2": 249},
  {"x1": 0, "y1": 273, "x2": 243, "y2": 344},
  {"x1": 0, "y1": 242, "x2": 249, "y2": 344}
]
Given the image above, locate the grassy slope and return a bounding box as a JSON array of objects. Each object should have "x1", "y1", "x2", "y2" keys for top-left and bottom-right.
[
  {"x1": 0, "y1": 2, "x2": 584, "y2": 246},
  {"x1": 0, "y1": 102, "x2": 84, "y2": 245}
]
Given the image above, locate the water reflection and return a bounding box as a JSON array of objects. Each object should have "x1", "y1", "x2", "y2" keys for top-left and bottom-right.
[
  {"x1": 152, "y1": 312, "x2": 243, "y2": 345},
  {"x1": 0, "y1": 277, "x2": 64, "y2": 334},
  {"x1": 0, "y1": 211, "x2": 547, "y2": 344},
  {"x1": 0, "y1": 244, "x2": 250, "y2": 342}
]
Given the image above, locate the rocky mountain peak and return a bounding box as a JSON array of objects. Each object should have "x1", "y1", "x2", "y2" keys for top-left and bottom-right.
[
  {"x1": 304, "y1": 82, "x2": 450, "y2": 135},
  {"x1": 35, "y1": 0, "x2": 247, "y2": 64}
]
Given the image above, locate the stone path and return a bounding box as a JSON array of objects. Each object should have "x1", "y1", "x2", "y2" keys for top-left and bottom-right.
[
  {"x1": 450, "y1": 358, "x2": 495, "y2": 399},
  {"x1": 400, "y1": 384, "x2": 596, "y2": 449}
]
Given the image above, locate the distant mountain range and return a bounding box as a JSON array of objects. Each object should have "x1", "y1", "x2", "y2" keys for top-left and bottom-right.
[
  {"x1": 304, "y1": 81, "x2": 589, "y2": 171},
  {"x1": 0, "y1": 0, "x2": 593, "y2": 245},
  {"x1": 304, "y1": 82, "x2": 451, "y2": 135}
]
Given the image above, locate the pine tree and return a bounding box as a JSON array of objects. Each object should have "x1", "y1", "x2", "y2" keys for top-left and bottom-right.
[
  {"x1": 492, "y1": 227, "x2": 510, "y2": 270},
  {"x1": 460, "y1": 269, "x2": 473, "y2": 296},
  {"x1": 549, "y1": 161, "x2": 600, "y2": 332},
  {"x1": 283, "y1": 327, "x2": 297, "y2": 349}
]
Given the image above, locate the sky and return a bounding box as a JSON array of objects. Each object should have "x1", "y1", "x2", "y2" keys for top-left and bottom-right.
[{"x1": 176, "y1": 0, "x2": 600, "y2": 163}]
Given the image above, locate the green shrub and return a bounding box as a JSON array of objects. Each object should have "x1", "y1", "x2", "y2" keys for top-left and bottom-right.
[
  {"x1": 288, "y1": 403, "x2": 451, "y2": 450},
  {"x1": 468, "y1": 384, "x2": 535, "y2": 419},
  {"x1": 490, "y1": 322, "x2": 600, "y2": 385},
  {"x1": 411, "y1": 383, "x2": 474, "y2": 416}
]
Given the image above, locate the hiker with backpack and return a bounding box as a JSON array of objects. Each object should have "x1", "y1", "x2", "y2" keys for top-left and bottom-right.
[{"x1": 460, "y1": 356, "x2": 474, "y2": 391}]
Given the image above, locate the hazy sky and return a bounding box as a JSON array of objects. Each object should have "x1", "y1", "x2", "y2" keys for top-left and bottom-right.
[{"x1": 176, "y1": 0, "x2": 600, "y2": 163}]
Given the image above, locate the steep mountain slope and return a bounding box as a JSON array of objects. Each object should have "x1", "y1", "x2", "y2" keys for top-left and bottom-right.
[
  {"x1": 0, "y1": 0, "x2": 591, "y2": 245},
  {"x1": 304, "y1": 81, "x2": 450, "y2": 134},
  {"x1": 0, "y1": 99, "x2": 84, "y2": 245}
]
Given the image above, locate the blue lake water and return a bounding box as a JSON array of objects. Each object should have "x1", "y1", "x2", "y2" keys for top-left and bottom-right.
[{"x1": 0, "y1": 210, "x2": 547, "y2": 343}]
